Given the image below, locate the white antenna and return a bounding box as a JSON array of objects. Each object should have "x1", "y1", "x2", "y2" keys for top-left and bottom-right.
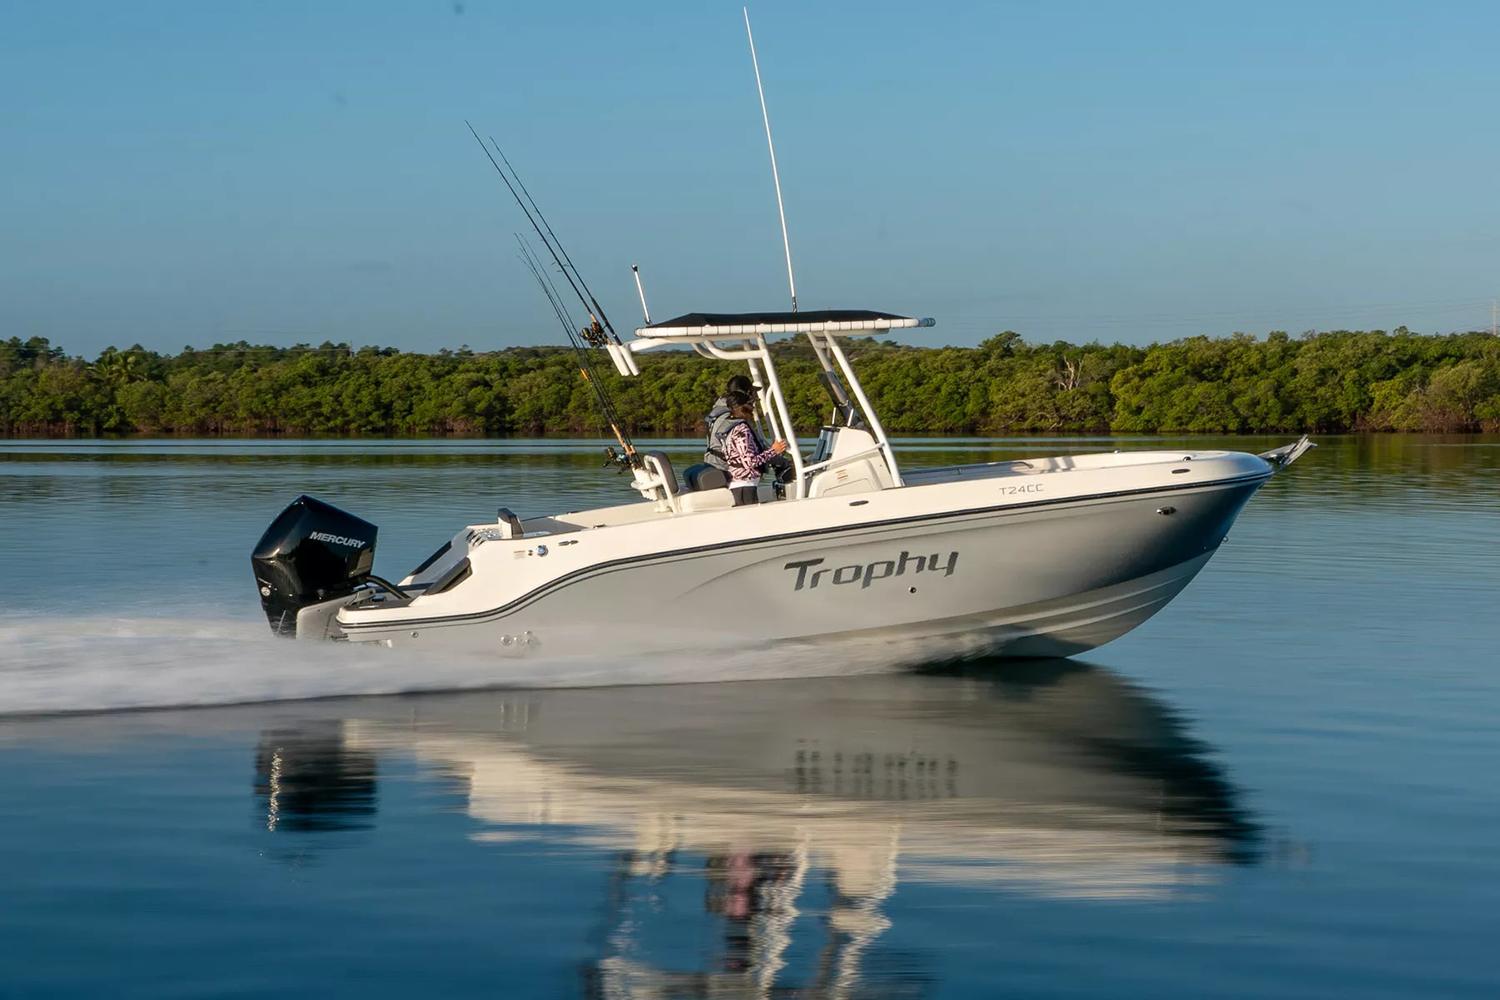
[
  {"x1": 631, "y1": 264, "x2": 652, "y2": 324},
  {"x1": 744, "y1": 6, "x2": 797, "y2": 313}
]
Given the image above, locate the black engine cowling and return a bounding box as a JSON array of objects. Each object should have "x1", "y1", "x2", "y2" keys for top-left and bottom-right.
[{"x1": 251, "y1": 495, "x2": 377, "y2": 636}]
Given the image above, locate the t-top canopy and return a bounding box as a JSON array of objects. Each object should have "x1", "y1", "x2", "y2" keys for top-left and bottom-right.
[{"x1": 637, "y1": 309, "x2": 934, "y2": 338}]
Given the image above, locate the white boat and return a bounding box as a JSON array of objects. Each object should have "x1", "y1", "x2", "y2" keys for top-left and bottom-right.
[
  {"x1": 250, "y1": 310, "x2": 1312, "y2": 658},
  {"x1": 251, "y1": 16, "x2": 1311, "y2": 659}
]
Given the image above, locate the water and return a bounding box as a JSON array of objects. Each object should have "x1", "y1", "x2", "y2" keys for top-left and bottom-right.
[{"x1": 1, "y1": 435, "x2": 1497, "y2": 997}]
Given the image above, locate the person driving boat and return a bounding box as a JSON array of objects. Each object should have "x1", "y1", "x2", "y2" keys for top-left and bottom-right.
[
  {"x1": 720, "y1": 390, "x2": 788, "y2": 505},
  {"x1": 704, "y1": 374, "x2": 756, "y2": 474}
]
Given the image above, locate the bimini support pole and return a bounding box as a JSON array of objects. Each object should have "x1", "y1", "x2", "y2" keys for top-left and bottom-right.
[
  {"x1": 697, "y1": 336, "x2": 806, "y2": 496},
  {"x1": 743, "y1": 356, "x2": 779, "y2": 446},
  {"x1": 752, "y1": 335, "x2": 805, "y2": 492},
  {"x1": 823, "y1": 334, "x2": 902, "y2": 487}
]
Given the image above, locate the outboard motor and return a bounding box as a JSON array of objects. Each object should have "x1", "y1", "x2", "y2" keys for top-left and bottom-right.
[{"x1": 251, "y1": 495, "x2": 377, "y2": 636}]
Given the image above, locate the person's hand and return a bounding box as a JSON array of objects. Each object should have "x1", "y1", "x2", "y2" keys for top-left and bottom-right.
[{"x1": 771, "y1": 440, "x2": 788, "y2": 455}]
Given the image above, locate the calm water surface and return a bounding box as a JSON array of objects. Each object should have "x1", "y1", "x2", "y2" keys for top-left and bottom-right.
[{"x1": 1, "y1": 435, "x2": 1497, "y2": 997}]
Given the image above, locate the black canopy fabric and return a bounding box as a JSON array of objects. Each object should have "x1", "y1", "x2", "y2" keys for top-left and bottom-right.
[{"x1": 645, "y1": 309, "x2": 913, "y2": 330}]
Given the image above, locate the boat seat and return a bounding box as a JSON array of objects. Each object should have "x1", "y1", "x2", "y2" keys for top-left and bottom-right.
[
  {"x1": 682, "y1": 463, "x2": 728, "y2": 493},
  {"x1": 678, "y1": 488, "x2": 735, "y2": 513},
  {"x1": 426, "y1": 556, "x2": 472, "y2": 595}
]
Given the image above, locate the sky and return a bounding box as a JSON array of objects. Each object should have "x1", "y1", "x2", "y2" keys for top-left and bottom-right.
[{"x1": 3, "y1": 0, "x2": 1499, "y2": 356}]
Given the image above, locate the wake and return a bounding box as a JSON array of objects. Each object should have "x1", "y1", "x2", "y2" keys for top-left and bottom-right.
[{"x1": 0, "y1": 614, "x2": 986, "y2": 717}]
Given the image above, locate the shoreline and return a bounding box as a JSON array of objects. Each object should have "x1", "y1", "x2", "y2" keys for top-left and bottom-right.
[{"x1": 6, "y1": 329, "x2": 1499, "y2": 437}]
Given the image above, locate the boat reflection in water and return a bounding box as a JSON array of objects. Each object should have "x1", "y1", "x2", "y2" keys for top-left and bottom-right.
[
  {"x1": 253, "y1": 721, "x2": 378, "y2": 833},
  {"x1": 255, "y1": 659, "x2": 1257, "y2": 995}
]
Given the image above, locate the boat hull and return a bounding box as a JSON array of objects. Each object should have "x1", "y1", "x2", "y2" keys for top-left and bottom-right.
[{"x1": 338, "y1": 473, "x2": 1265, "y2": 661}]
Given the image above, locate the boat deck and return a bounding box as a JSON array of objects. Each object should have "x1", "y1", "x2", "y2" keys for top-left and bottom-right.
[
  {"x1": 516, "y1": 449, "x2": 1238, "y2": 537},
  {"x1": 903, "y1": 449, "x2": 1234, "y2": 486}
]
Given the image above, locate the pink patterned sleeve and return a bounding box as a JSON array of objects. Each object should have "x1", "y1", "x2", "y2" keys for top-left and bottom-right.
[{"x1": 724, "y1": 423, "x2": 778, "y2": 480}]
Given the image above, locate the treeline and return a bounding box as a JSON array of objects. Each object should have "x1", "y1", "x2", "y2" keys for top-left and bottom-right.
[{"x1": 3, "y1": 328, "x2": 1499, "y2": 437}]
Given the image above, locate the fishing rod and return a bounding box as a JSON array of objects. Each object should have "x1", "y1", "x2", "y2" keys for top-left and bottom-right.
[
  {"x1": 516, "y1": 236, "x2": 579, "y2": 342},
  {"x1": 486, "y1": 136, "x2": 626, "y2": 347},
  {"x1": 515, "y1": 234, "x2": 606, "y2": 394},
  {"x1": 465, "y1": 122, "x2": 595, "y2": 334},
  {"x1": 466, "y1": 121, "x2": 640, "y2": 466},
  {"x1": 514, "y1": 236, "x2": 638, "y2": 467},
  {"x1": 464, "y1": 122, "x2": 618, "y2": 351}
]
